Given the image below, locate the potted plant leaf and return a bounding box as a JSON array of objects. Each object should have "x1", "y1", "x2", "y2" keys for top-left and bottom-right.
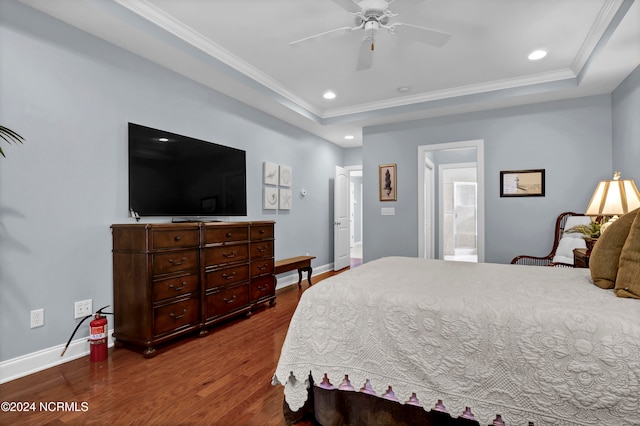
[
  {"x1": 0, "y1": 126, "x2": 25, "y2": 158},
  {"x1": 566, "y1": 220, "x2": 601, "y2": 252}
]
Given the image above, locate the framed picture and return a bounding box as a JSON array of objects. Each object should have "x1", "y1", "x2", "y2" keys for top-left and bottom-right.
[
  {"x1": 379, "y1": 163, "x2": 397, "y2": 201},
  {"x1": 263, "y1": 187, "x2": 279, "y2": 209},
  {"x1": 500, "y1": 169, "x2": 545, "y2": 197},
  {"x1": 279, "y1": 165, "x2": 292, "y2": 187},
  {"x1": 279, "y1": 188, "x2": 292, "y2": 210},
  {"x1": 263, "y1": 161, "x2": 279, "y2": 185}
]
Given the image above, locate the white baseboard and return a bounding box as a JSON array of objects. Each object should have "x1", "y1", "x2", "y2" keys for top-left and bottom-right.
[
  {"x1": 1, "y1": 262, "x2": 334, "y2": 384},
  {"x1": 0, "y1": 331, "x2": 114, "y2": 384}
]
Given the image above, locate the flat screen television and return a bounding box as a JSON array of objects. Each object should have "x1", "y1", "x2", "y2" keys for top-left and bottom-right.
[{"x1": 128, "y1": 123, "x2": 247, "y2": 218}]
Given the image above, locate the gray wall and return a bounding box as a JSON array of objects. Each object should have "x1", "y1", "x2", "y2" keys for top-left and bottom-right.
[
  {"x1": 362, "y1": 96, "x2": 614, "y2": 264},
  {"x1": 612, "y1": 65, "x2": 640, "y2": 183},
  {"x1": 0, "y1": 2, "x2": 343, "y2": 362}
]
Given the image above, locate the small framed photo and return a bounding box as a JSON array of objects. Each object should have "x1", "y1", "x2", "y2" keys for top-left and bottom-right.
[
  {"x1": 379, "y1": 163, "x2": 397, "y2": 201},
  {"x1": 500, "y1": 169, "x2": 545, "y2": 197}
]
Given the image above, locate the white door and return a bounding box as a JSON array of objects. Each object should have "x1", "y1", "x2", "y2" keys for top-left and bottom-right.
[{"x1": 334, "y1": 166, "x2": 351, "y2": 270}]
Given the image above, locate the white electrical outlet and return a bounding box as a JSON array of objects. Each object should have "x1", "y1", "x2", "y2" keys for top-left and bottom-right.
[
  {"x1": 74, "y1": 299, "x2": 93, "y2": 319},
  {"x1": 31, "y1": 309, "x2": 44, "y2": 328}
]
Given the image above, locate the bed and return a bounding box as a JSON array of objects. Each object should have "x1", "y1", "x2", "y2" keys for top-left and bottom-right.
[{"x1": 272, "y1": 256, "x2": 640, "y2": 426}]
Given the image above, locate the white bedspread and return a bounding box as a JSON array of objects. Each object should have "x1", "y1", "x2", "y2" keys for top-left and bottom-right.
[{"x1": 273, "y1": 257, "x2": 640, "y2": 426}]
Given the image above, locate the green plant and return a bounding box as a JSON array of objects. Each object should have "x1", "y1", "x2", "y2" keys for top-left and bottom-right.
[
  {"x1": 0, "y1": 126, "x2": 25, "y2": 158},
  {"x1": 566, "y1": 221, "x2": 601, "y2": 239}
]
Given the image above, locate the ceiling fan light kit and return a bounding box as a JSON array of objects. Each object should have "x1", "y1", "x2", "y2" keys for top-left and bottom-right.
[{"x1": 290, "y1": 0, "x2": 451, "y2": 69}]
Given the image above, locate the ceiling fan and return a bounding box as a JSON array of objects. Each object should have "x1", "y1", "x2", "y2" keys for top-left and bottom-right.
[{"x1": 289, "y1": 0, "x2": 452, "y2": 70}]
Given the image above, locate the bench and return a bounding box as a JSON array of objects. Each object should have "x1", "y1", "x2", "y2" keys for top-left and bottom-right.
[{"x1": 275, "y1": 256, "x2": 316, "y2": 288}]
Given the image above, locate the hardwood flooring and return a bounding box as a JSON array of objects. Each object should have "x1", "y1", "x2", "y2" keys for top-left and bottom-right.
[{"x1": 0, "y1": 269, "x2": 347, "y2": 426}]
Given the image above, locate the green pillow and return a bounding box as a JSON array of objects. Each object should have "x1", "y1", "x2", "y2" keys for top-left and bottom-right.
[
  {"x1": 615, "y1": 209, "x2": 640, "y2": 298},
  {"x1": 589, "y1": 208, "x2": 639, "y2": 289}
]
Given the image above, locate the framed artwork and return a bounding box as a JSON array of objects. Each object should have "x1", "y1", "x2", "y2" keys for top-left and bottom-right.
[
  {"x1": 279, "y1": 165, "x2": 292, "y2": 187},
  {"x1": 263, "y1": 161, "x2": 279, "y2": 185},
  {"x1": 279, "y1": 188, "x2": 292, "y2": 210},
  {"x1": 500, "y1": 169, "x2": 545, "y2": 197},
  {"x1": 379, "y1": 163, "x2": 397, "y2": 201},
  {"x1": 263, "y1": 187, "x2": 279, "y2": 209}
]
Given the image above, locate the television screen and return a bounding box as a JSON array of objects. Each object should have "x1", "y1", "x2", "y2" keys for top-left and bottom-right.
[{"x1": 128, "y1": 123, "x2": 247, "y2": 217}]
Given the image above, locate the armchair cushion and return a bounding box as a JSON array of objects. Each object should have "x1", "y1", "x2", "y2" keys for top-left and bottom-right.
[{"x1": 551, "y1": 216, "x2": 591, "y2": 264}]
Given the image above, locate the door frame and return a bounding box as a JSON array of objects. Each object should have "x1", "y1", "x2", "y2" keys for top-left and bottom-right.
[{"x1": 417, "y1": 140, "x2": 485, "y2": 262}]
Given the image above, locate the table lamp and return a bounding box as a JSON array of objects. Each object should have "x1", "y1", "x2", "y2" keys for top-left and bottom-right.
[{"x1": 585, "y1": 171, "x2": 640, "y2": 233}]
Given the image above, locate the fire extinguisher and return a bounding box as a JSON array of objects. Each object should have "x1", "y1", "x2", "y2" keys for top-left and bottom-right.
[{"x1": 61, "y1": 305, "x2": 112, "y2": 362}]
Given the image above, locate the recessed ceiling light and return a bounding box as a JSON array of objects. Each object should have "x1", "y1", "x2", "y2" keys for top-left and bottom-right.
[
  {"x1": 396, "y1": 86, "x2": 411, "y2": 93},
  {"x1": 323, "y1": 91, "x2": 336, "y2": 100},
  {"x1": 528, "y1": 49, "x2": 547, "y2": 61},
  {"x1": 344, "y1": 135, "x2": 354, "y2": 140},
  {"x1": 158, "y1": 137, "x2": 169, "y2": 142}
]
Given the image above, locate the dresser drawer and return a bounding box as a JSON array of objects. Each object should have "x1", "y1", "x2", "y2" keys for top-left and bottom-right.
[
  {"x1": 206, "y1": 284, "x2": 249, "y2": 319},
  {"x1": 153, "y1": 274, "x2": 199, "y2": 302},
  {"x1": 153, "y1": 298, "x2": 199, "y2": 336},
  {"x1": 152, "y1": 229, "x2": 199, "y2": 250},
  {"x1": 250, "y1": 240, "x2": 274, "y2": 259},
  {"x1": 204, "y1": 243, "x2": 249, "y2": 267},
  {"x1": 250, "y1": 275, "x2": 275, "y2": 302},
  {"x1": 205, "y1": 264, "x2": 249, "y2": 290},
  {"x1": 250, "y1": 259, "x2": 273, "y2": 277},
  {"x1": 152, "y1": 249, "x2": 199, "y2": 275},
  {"x1": 204, "y1": 226, "x2": 249, "y2": 245},
  {"x1": 250, "y1": 224, "x2": 274, "y2": 241}
]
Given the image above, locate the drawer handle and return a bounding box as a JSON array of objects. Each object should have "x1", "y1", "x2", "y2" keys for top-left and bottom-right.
[
  {"x1": 223, "y1": 251, "x2": 236, "y2": 258},
  {"x1": 223, "y1": 295, "x2": 237, "y2": 304},
  {"x1": 169, "y1": 281, "x2": 187, "y2": 291},
  {"x1": 174, "y1": 235, "x2": 182, "y2": 241},
  {"x1": 222, "y1": 272, "x2": 236, "y2": 280},
  {"x1": 168, "y1": 257, "x2": 187, "y2": 266},
  {"x1": 170, "y1": 308, "x2": 187, "y2": 320},
  {"x1": 226, "y1": 232, "x2": 232, "y2": 238},
  {"x1": 257, "y1": 285, "x2": 268, "y2": 291},
  {"x1": 257, "y1": 247, "x2": 266, "y2": 253},
  {"x1": 258, "y1": 264, "x2": 268, "y2": 271},
  {"x1": 259, "y1": 229, "x2": 265, "y2": 234}
]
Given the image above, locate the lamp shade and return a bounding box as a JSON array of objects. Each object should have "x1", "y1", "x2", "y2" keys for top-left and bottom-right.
[{"x1": 585, "y1": 174, "x2": 640, "y2": 216}]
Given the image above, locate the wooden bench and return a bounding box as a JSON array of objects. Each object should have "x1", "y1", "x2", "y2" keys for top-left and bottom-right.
[{"x1": 275, "y1": 256, "x2": 316, "y2": 288}]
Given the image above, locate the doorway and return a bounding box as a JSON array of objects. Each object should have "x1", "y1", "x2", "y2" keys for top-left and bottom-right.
[
  {"x1": 348, "y1": 167, "x2": 363, "y2": 267},
  {"x1": 441, "y1": 164, "x2": 478, "y2": 262},
  {"x1": 417, "y1": 140, "x2": 485, "y2": 262}
]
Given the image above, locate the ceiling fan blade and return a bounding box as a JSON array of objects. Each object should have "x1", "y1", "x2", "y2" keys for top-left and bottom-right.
[
  {"x1": 389, "y1": 23, "x2": 451, "y2": 47},
  {"x1": 356, "y1": 39, "x2": 373, "y2": 71},
  {"x1": 330, "y1": 0, "x2": 362, "y2": 13},
  {"x1": 290, "y1": 26, "x2": 356, "y2": 47}
]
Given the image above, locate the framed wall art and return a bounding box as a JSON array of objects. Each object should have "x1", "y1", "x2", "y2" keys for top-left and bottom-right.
[
  {"x1": 500, "y1": 169, "x2": 545, "y2": 197},
  {"x1": 263, "y1": 161, "x2": 279, "y2": 185},
  {"x1": 279, "y1": 165, "x2": 292, "y2": 187},
  {"x1": 379, "y1": 163, "x2": 397, "y2": 201},
  {"x1": 263, "y1": 187, "x2": 279, "y2": 209}
]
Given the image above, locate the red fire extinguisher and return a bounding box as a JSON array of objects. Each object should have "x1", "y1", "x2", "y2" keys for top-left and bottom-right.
[
  {"x1": 89, "y1": 310, "x2": 108, "y2": 362},
  {"x1": 61, "y1": 305, "x2": 112, "y2": 362}
]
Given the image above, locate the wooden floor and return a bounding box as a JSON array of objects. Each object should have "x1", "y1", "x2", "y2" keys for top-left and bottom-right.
[{"x1": 0, "y1": 269, "x2": 349, "y2": 426}]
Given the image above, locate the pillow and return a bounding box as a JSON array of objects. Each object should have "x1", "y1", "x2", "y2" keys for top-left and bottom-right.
[
  {"x1": 551, "y1": 215, "x2": 591, "y2": 264},
  {"x1": 615, "y1": 209, "x2": 640, "y2": 299},
  {"x1": 589, "y1": 208, "x2": 639, "y2": 289}
]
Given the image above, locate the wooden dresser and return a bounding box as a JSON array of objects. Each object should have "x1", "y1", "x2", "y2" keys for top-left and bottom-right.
[{"x1": 111, "y1": 221, "x2": 275, "y2": 357}]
